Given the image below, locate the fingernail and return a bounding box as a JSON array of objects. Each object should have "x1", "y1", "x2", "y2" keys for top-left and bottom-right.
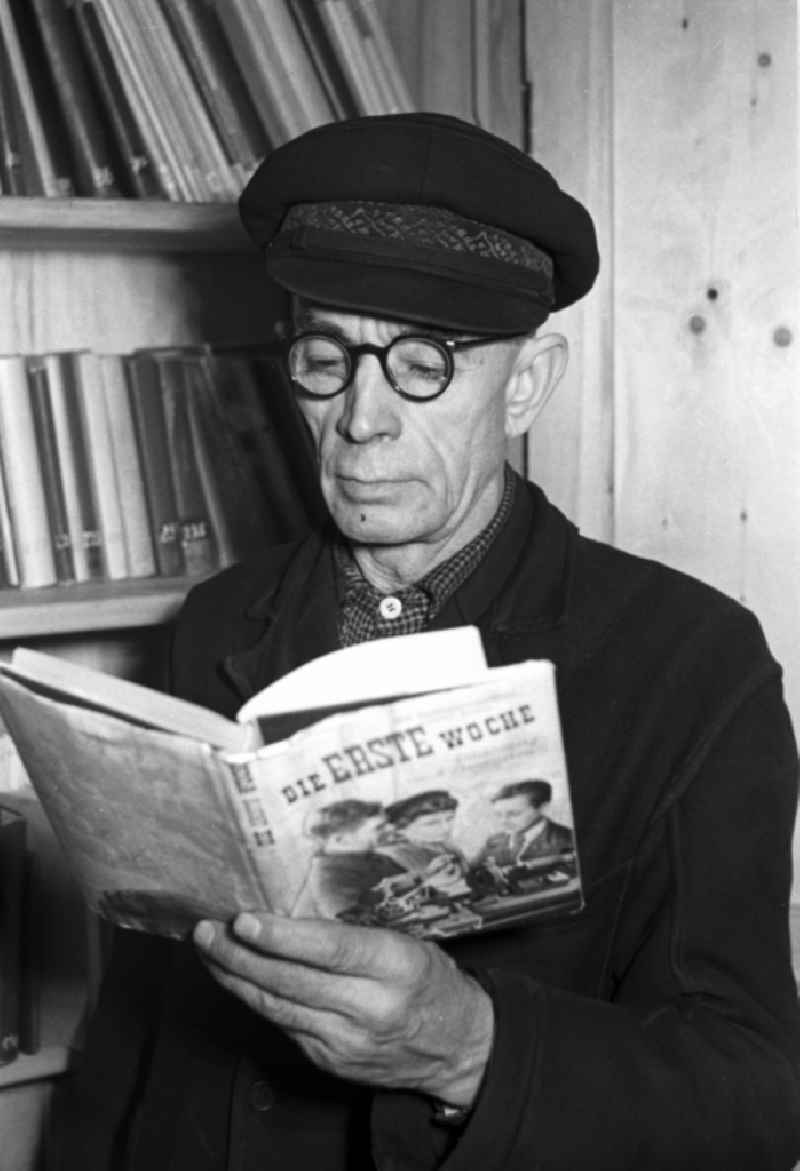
[
  {"x1": 194, "y1": 920, "x2": 214, "y2": 947},
  {"x1": 235, "y1": 912, "x2": 261, "y2": 941}
]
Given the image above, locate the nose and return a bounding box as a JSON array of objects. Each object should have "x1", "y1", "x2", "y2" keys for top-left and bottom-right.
[{"x1": 336, "y1": 352, "x2": 401, "y2": 443}]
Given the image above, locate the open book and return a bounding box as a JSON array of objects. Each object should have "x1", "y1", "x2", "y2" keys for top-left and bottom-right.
[{"x1": 0, "y1": 628, "x2": 582, "y2": 941}]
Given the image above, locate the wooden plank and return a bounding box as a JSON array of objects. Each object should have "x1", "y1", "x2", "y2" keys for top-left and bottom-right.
[
  {"x1": 525, "y1": 0, "x2": 614, "y2": 540},
  {"x1": 0, "y1": 579, "x2": 192, "y2": 639},
  {"x1": 611, "y1": 0, "x2": 800, "y2": 740},
  {"x1": 0, "y1": 198, "x2": 249, "y2": 252}
]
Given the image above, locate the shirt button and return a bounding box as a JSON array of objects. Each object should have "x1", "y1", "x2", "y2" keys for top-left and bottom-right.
[
  {"x1": 379, "y1": 596, "x2": 402, "y2": 620},
  {"x1": 248, "y1": 1080, "x2": 275, "y2": 1112}
]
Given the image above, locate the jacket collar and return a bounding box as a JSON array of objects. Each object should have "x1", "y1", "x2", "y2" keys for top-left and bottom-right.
[{"x1": 223, "y1": 477, "x2": 578, "y2": 703}]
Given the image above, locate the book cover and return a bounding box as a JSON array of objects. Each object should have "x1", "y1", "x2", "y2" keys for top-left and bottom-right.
[
  {"x1": 0, "y1": 356, "x2": 56, "y2": 589},
  {"x1": 27, "y1": 357, "x2": 76, "y2": 585},
  {"x1": 156, "y1": 0, "x2": 271, "y2": 178},
  {"x1": 97, "y1": 354, "x2": 156, "y2": 579},
  {"x1": 0, "y1": 804, "x2": 26, "y2": 1066},
  {"x1": 69, "y1": 0, "x2": 165, "y2": 199},
  {"x1": 72, "y1": 351, "x2": 129, "y2": 580},
  {"x1": 0, "y1": 631, "x2": 581, "y2": 942},
  {"x1": 153, "y1": 351, "x2": 217, "y2": 577},
  {"x1": 125, "y1": 352, "x2": 184, "y2": 578},
  {"x1": 28, "y1": 0, "x2": 121, "y2": 196},
  {"x1": 45, "y1": 352, "x2": 105, "y2": 583}
]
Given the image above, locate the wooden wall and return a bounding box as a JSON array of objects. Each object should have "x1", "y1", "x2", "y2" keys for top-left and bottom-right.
[{"x1": 526, "y1": 0, "x2": 800, "y2": 889}]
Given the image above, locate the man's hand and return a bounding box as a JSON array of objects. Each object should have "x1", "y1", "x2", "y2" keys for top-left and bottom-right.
[{"x1": 194, "y1": 912, "x2": 494, "y2": 1106}]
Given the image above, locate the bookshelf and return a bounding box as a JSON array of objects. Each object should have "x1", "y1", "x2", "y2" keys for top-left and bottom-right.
[
  {"x1": 0, "y1": 198, "x2": 249, "y2": 252},
  {"x1": 0, "y1": 3, "x2": 527, "y2": 1167}
]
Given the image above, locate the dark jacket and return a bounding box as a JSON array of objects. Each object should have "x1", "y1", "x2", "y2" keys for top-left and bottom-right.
[{"x1": 50, "y1": 480, "x2": 800, "y2": 1171}]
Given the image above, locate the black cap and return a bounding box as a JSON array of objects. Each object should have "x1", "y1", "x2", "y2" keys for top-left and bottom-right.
[{"x1": 239, "y1": 112, "x2": 599, "y2": 334}]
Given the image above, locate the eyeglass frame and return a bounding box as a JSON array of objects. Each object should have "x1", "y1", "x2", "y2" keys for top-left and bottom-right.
[{"x1": 284, "y1": 329, "x2": 526, "y2": 402}]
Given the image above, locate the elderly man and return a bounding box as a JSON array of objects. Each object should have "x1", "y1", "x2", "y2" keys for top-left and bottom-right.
[{"x1": 51, "y1": 114, "x2": 800, "y2": 1170}]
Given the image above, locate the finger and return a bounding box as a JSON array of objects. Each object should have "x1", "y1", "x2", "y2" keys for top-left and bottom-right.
[
  {"x1": 194, "y1": 921, "x2": 386, "y2": 1018},
  {"x1": 204, "y1": 957, "x2": 348, "y2": 1040},
  {"x1": 225, "y1": 911, "x2": 429, "y2": 981}
]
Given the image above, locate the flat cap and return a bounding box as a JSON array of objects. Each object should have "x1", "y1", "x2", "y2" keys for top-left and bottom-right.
[{"x1": 239, "y1": 112, "x2": 599, "y2": 334}]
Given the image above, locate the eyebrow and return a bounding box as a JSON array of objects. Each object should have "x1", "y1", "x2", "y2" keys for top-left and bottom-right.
[{"x1": 291, "y1": 310, "x2": 470, "y2": 344}]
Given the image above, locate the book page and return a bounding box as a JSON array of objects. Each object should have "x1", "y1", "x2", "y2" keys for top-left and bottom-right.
[{"x1": 237, "y1": 625, "x2": 489, "y2": 722}]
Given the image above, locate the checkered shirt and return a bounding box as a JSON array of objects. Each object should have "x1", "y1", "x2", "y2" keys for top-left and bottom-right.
[{"x1": 335, "y1": 465, "x2": 516, "y2": 646}]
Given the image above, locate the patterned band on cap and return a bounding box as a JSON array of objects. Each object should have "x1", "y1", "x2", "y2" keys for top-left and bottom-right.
[{"x1": 280, "y1": 200, "x2": 554, "y2": 283}]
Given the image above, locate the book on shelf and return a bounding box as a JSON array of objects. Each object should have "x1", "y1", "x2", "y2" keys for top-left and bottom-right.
[
  {"x1": 0, "y1": 803, "x2": 26, "y2": 1066},
  {"x1": 156, "y1": 0, "x2": 272, "y2": 181},
  {"x1": 133, "y1": 0, "x2": 240, "y2": 201},
  {"x1": 91, "y1": 0, "x2": 186, "y2": 200},
  {"x1": 154, "y1": 351, "x2": 218, "y2": 577},
  {"x1": 28, "y1": 0, "x2": 121, "y2": 197},
  {"x1": 68, "y1": 0, "x2": 166, "y2": 199},
  {"x1": 97, "y1": 353, "x2": 156, "y2": 579},
  {"x1": 71, "y1": 349, "x2": 130, "y2": 580},
  {"x1": 350, "y1": 0, "x2": 415, "y2": 114},
  {"x1": 288, "y1": 0, "x2": 359, "y2": 121},
  {"x1": 125, "y1": 350, "x2": 185, "y2": 578},
  {"x1": 0, "y1": 436, "x2": 19, "y2": 589},
  {"x1": 316, "y1": 0, "x2": 383, "y2": 117},
  {"x1": 45, "y1": 351, "x2": 105, "y2": 583},
  {"x1": 0, "y1": 24, "x2": 26, "y2": 195},
  {"x1": 26, "y1": 357, "x2": 76, "y2": 585},
  {"x1": 0, "y1": 356, "x2": 57, "y2": 589},
  {"x1": 0, "y1": 0, "x2": 61, "y2": 195},
  {"x1": 213, "y1": 0, "x2": 322, "y2": 145},
  {"x1": 0, "y1": 629, "x2": 582, "y2": 942}
]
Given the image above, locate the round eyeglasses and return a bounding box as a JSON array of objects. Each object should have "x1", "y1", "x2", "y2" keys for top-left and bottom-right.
[{"x1": 286, "y1": 330, "x2": 523, "y2": 402}]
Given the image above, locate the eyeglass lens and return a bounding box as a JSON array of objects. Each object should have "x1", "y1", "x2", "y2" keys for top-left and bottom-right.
[{"x1": 288, "y1": 334, "x2": 451, "y2": 399}]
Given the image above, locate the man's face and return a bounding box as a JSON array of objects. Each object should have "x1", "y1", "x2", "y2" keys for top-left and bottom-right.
[
  {"x1": 401, "y1": 809, "x2": 457, "y2": 845},
  {"x1": 333, "y1": 814, "x2": 386, "y2": 853},
  {"x1": 492, "y1": 794, "x2": 543, "y2": 835},
  {"x1": 293, "y1": 303, "x2": 518, "y2": 553}
]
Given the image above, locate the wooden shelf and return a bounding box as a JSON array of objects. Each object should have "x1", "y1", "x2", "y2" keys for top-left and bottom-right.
[
  {"x1": 0, "y1": 197, "x2": 250, "y2": 253},
  {"x1": 0, "y1": 1046, "x2": 70, "y2": 1089},
  {"x1": 0, "y1": 577, "x2": 200, "y2": 639}
]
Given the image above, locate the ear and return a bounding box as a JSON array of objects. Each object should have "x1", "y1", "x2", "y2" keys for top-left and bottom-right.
[{"x1": 503, "y1": 332, "x2": 568, "y2": 439}]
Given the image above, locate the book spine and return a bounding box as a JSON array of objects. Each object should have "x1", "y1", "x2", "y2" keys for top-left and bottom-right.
[
  {"x1": 157, "y1": 0, "x2": 271, "y2": 176},
  {"x1": 288, "y1": 0, "x2": 358, "y2": 121},
  {"x1": 0, "y1": 808, "x2": 26, "y2": 1067},
  {"x1": 46, "y1": 352, "x2": 105, "y2": 582},
  {"x1": 157, "y1": 354, "x2": 217, "y2": 577},
  {"x1": 125, "y1": 353, "x2": 184, "y2": 578},
  {"x1": 134, "y1": 0, "x2": 238, "y2": 201},
  {"x1": 27, "y1": 357, "x2": 76, "y2": 585},
  {"x1": 258, "y1": 0, "x2": 335, "y2": 129},
  {"x1": 184, "y1": 361, "x2": 237, "y2": 569},
  {"x1": 28, "y1": 0, "x2": 122, "y2": 196},
  {"x1": 69, "y1": 0, "x2": 165, "y2": 199},
  {"x1": 315, "y1": 0, "x2": 375, "y2": 116},
  {"x1": 98, "y1": 354, "x2": 156, "y2": 579},
  {"x1": 74, "y1": 351, "x2": 129, "y2": 580},
  {"x1": 0, "y1": 356, "x2": 56, "y2": 588},
  {"x1": 92, "y1": 0, "x2": 185, "y2": 201},
  {"x1": 0, "y1": 437, "x2": 20, "y2": 588},
  {"x1": 0, "y1": 0, "x2": 60, "y2": 194},
  {"x1": 350, "y1": 0, "x2": 414, "y2": 113},
  {"x1": 7, "y1": 0, "x2": 77, "y2": 194},
  {"x1": 0, "y1": 26, "x2": 26, "y2": 193},
  {"x1": 183, "y1": 352, "x2": 278, "y2": 560},
  {"x1": 211, "y1": 0, "x2": 299, "y2": 145}
]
